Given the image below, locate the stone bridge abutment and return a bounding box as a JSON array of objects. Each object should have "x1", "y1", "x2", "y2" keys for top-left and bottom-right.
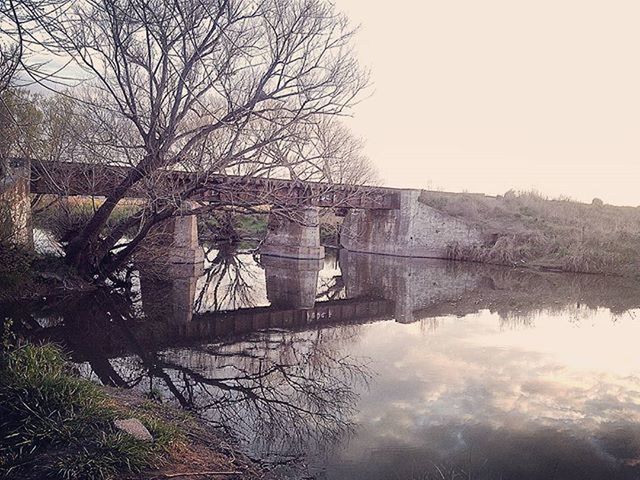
[{"x1": 340, "y1": 189, "x2": 487, "y2": 259}]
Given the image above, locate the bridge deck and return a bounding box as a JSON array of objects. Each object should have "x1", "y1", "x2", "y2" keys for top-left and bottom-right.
[{"x1": 30, "y1": 160, "x2": 401, "y2": 210}]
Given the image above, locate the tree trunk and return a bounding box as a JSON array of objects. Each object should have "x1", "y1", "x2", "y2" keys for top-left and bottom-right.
[{"x1": 65, "y1": 160, "x2": 151, "y2": 276}]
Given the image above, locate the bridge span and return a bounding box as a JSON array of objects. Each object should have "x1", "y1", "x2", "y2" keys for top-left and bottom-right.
[
  {"x1": 2, "y1": 157, "x2": 490, "y2": 263},
  {"x1": 29, "y1": 160, "x2": 401, "y2": 210}
]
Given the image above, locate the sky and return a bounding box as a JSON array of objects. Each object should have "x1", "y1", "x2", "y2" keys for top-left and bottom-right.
[{"x1": 335, "y1": 0, "x2": 640, "y2": 206}]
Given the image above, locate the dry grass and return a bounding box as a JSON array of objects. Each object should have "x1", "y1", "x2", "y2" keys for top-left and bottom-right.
[{"x1": 419, "y1": 190, "x2": 640, "y2": 277}]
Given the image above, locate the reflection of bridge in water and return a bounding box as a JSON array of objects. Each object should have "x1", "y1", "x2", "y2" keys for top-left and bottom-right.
[{"x1": 28, "y1": 248, "x2": 640, "y2": 364}]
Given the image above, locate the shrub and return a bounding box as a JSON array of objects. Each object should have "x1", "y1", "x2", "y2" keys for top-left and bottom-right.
[{"x1": 34, "y1": 198, "x2": 139, "y2": 244}]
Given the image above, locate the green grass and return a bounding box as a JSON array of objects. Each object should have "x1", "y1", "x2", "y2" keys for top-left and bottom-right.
[
  {"x1": 420, "y1": 190, "x2": 640, "y2": 276},
  {"x1": 198, "y1": 212, "x2": 268, "y2": 243},
  {"x1": 0, "y1": 336, "x2": 179, "y2": 479}
]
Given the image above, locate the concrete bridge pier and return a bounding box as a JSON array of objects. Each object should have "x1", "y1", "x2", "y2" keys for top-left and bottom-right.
[
  {"x1": 260, "y1": 206, "x2": 325, "y2": 260},
  {"x1": 137, "y1": 206, "x2": 204, "y2": 323},
  {"x1": 0, "y1": 158, "x2": 33, "y2": 248},
  {"x1": 138, "y1": 205, "x2": 205, "y2": 278},
  {"x1": 262, "y1": 255, "x2": 323, "y2": 309}
]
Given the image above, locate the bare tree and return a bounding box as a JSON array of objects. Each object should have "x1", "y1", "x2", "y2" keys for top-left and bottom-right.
[
  {"x1": 266, "y1": 117, "x2": 379, "y2": 185},
  {"x1": 31, "y1": 0, "x2": 368, "y2": 278},
  {"x1": 0, "y1": 0, "x2": 68, "y2": 93}
]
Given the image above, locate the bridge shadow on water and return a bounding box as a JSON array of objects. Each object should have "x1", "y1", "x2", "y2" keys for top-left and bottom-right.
[{"x1": 5, "y1": 249, "x2": 640, "y2": 478}]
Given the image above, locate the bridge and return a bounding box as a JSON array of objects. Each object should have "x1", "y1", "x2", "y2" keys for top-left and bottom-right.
[
  {"x1": 2, "y1": 157, "x2": 490, "y2": 264},
  {"x1": 29, "y1": 160, "x2": 401, "y2": 210}
]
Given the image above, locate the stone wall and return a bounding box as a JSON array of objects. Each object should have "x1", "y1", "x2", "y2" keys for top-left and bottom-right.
[
  {"x1": 340, "y1": 189, "x2": 487, "y2": 259},
  {"x1": 0, "y1": 158, "x2": 32, "y2": 248}
]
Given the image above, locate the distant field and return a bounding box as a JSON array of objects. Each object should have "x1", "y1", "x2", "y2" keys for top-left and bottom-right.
[{"x1": 419, "y1": 190, "x2": 640, "y2": 277}]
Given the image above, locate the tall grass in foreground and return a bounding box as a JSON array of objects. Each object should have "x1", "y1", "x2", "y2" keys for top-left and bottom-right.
[
  {"x1": 420, "y1": 190, "x2": 640, "y2": 276},
  {"x1": 0, "y1": 335, "x2": 178, "y2": 479}
]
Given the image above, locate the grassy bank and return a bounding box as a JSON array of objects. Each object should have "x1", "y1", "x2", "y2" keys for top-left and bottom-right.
[
  {"x1": 420, "y1": 190, "x2": 640, "y2": 277},
  {"x1": 198, "y1": 211, "x2": 342, "y2": 246},
  {"x1": 0, "y1": 336, "x2": 261, "y2": 479}
]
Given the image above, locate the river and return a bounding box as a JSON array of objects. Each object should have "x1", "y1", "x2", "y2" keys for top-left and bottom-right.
[{"x1": 5, "y1": 247, "x2": 640, "y2": 479}]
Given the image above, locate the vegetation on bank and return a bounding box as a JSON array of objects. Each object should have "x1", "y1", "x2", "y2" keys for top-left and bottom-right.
[
  {"x1": 420, "y1": 190, "x2": 640, "y2": 276},
  {"x1": 198, "y1": 210, "x2": 342, "y2": 246},
  {"x1": 0, "y1": 334, "x2": 261, "y2": 480},
  {"x1": 33, "y1": 197, "x2": 140, "y2": 244},
  {"x1": 0, "y1": 336, "x2": 178, "y2": 479}
]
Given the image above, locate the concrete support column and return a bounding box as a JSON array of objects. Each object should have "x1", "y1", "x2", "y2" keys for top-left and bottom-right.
[
  {"x1": 260, "y1": 206, "x2": 324, "y2": 260},
  {"x1": 262, "y1": 255, "x2": 323, "y2": 309},
  {"x1": 138, "y1": 204, "x2": 205, "y2": 279},
  {"x1": 0, "y1": 158, "x2": 33, "y2": 248},
  {"x1": 137, "y1": 205, "x2": 204, "y2": 323}
]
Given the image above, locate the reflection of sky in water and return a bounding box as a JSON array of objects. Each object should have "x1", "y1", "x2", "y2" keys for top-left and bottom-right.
[
  {"x1": 322, "y1": 307, "x2": 640, "y2": 479},
  {"x1": 194, "y1": 248, "x2": 343, "y2": 311}
]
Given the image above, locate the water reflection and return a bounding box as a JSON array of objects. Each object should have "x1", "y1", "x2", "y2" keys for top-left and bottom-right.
[{"x1": 4, "y1": 248, "x2": 640, "y2": 478}]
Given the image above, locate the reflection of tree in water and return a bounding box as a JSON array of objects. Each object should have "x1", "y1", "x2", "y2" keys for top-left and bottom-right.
[
  {"x1": 111, "y1": 325, "x2": 370, "y2": 459},
  {"x1": 7, "y1": 278, "x2": 371, "y2": 464},
  {"x1": 194, "y1": 244, "x2": 264, "y2": 312},
  {"x1": 316, "y1": 274, "x2": 345, "y2": 302},
  {"x1": 87, "y1": 308, "x2": 370, "y2": 457}
]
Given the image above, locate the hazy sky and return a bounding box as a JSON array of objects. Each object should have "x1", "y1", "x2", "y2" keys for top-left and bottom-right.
[{"x1": 336, "y1": 0, "x2": 640, "y2": 206}]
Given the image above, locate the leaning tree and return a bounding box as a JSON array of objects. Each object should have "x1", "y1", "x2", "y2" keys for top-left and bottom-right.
[{"x1": 33, "y1": 0, "x2": 368, "y2": 278}]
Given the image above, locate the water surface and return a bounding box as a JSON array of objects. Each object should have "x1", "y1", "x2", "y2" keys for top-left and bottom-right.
[{"x1": 5, "y1": 248, "x2": 640, "y2": 479}]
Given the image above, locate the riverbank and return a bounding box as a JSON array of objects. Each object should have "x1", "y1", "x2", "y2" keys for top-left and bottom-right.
[
  {"x1": 0, "y1": 338, "x2": 263, "y2": 480},
  {"x1": 420, "y1": 189, "x2": 640, "y2": 277}
]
